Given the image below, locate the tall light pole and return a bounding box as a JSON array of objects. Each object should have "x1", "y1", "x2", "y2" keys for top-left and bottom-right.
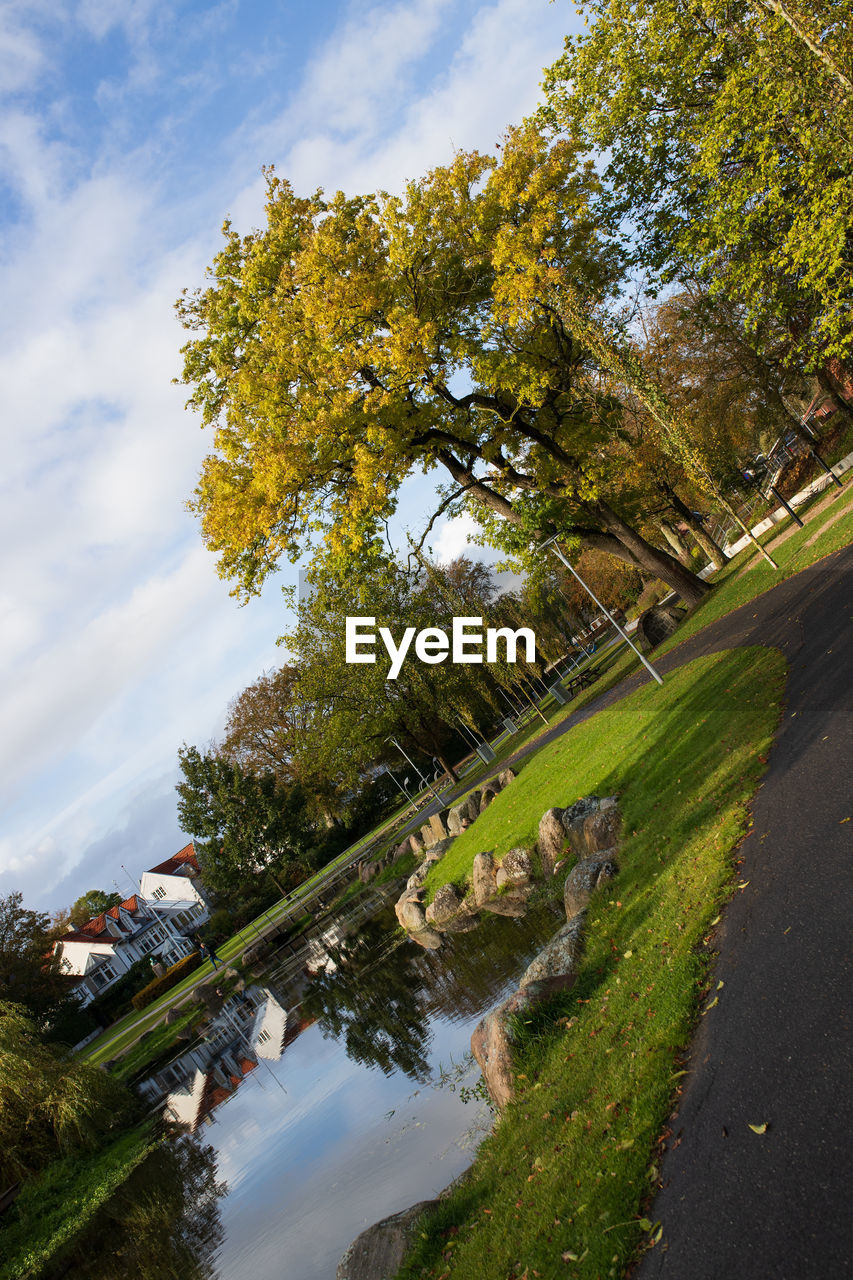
[
  {"x1": 385, "y1": 736, "x2": 445, "y2": 807},
  {"x1": 542, "y1": 535, "x2": 664, "y2": 686}
]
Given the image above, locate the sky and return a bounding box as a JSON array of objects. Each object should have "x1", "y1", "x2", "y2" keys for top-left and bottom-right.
[{"x1": 0, "y1": 0, "x2": 579, "y2": 912}]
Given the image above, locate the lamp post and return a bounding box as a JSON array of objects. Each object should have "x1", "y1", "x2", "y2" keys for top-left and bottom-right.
[
  {"x1": 385, "y1": 736, "x2": 445, "y2": 807},
  {"x1": 382, "y1": 765, "x2": 418, "y2": 816},
  {"x1": 542, "y1": 535, "x2": 664, "y2": 686}
]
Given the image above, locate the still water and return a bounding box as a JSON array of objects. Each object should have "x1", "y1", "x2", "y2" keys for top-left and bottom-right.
[{"x1": 203, "y1": 895, "x2": 563, "y2": 1280}]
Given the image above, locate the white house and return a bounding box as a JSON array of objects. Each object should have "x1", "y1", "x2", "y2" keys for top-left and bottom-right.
[{"x1": 55, "y1": 842, "x2": 210, "y2": 1006}]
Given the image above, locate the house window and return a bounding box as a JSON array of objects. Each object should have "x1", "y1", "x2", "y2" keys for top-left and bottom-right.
[{"x1": 92, "y1": 963, "x2": 117, "y2": 989}]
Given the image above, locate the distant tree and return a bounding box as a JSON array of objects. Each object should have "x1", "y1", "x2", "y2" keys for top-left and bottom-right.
[
  {"x1": 69, "y1": 889, "x2": 122, "y2": 928},
  {"x1": 0, "y1": 892, "x2": 69, "y2": 1026}
]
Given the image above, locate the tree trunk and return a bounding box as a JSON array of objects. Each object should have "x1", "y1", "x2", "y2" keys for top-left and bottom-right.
[
  {"x1": 436, "y1": 753, "x2": 459, "y2": 784},
  {"x1": 594, "y1": 500, "x2": 712, "y2": 607},
  {"x1": 658, "y1": 518, "x2": 692, "y2": 565},
  {"x1": 662, "y1": 486, "x2": 728, "y2": 570}
]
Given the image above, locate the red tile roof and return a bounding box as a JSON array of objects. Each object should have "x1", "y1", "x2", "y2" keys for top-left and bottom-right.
[{"x1": 148, "y1": 841, "x2": 199, "y2": 878}]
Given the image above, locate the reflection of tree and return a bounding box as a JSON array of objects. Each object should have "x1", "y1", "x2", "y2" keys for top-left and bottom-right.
[
  {"x1": 303, "y1": 919, "x2": 433, "y2": 1083},
  {"x1": 55, "y1": 1135, "x2": 227, "y2": 1280},
  {"x1": 406, "y1": 901, "x2": 566, "y2": 1024}
]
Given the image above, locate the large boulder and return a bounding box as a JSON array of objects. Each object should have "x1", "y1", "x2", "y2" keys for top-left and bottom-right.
[
  {"x1": 563, "y1": 857, "x2": 618, "y2": 921},
  {"x1": 428, "y1": 809, "x2": 451, "y2": 844},
  {"x1": 337, "y1": 1199, "x2": 440, "y2": 1280},
  {"x1": 392, "y1": 839, "x2": 412, "y2": 863},
  {"x1": 480, "y1": 892, "x2": 529, "y2": 917},
  {"x1": 495, "y1": 847, "x2": 533, "y2": 890},
  {"x1": 538, "y1": 807, "x2": 569, "y2": 876},
  {"x1": 462, "y1": 790, "x2": 482, "y2": 823},
  {"x1": 498, "y1": 767, "x2": 517, "y2": 789},
  {"x1": 419, "y1": 822, "x2": 435, "y2": 848},
  {"x1": 395, "y1": 893, "x2": 428, "y2": 933},
  {"x1": 562, "y1": 796, "x2": 605, "y2": 856},
  {"x1": 471, "y1": 986, "x2": 538, "y2": 1110},
  {"x1": 408, "y1": 830, "x2": 424, "y2": 854},
  {"x1": 425, "y1": 883, "x2": 466, "y2": 928},
  {"x1": 471, "y1": 851, "x2": 497, "y2": 906},
  {"x1": 581, "y1": 804, "x2": 621, "y2": 856},
  {"x1": 479, "y1": 785, "x2": 500, "y2": 813},
  {"x1": 518, "y1": 913, "x2": 585, "y2": 992},
  {"x1": 446, "y1": 802, "x2": 469, "y2": 837},
  {"x1": 636, "y1": 602, "x2": 685, "y2": 650}
]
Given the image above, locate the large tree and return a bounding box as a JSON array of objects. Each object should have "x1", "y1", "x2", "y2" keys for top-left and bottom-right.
[
  {"x1": 177, "y1": 123, "x2": 711, "y2": 606},
  {"x1": 542, "y1": 0, "x2": 853, "y2": 380},
  {"x1": 175, "y1": 747, "x2": 315, "y2": 897}
]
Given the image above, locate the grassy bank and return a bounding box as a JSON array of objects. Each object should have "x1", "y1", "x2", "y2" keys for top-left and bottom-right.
[{"x1": 401, "y1": 646, "x2": 785, "y2": 1280}]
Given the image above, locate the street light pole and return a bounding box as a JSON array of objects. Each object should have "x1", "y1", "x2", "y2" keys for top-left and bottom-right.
[
  {"x1": 386, "y1": 736, "x2": 445, "y2": 807},
  {"x1": 542, "y1": 535, "x2": 664, "y2": 686}
]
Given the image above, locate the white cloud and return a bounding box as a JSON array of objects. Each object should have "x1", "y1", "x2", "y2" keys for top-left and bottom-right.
[{"x1": 0, "y1": 0, "x2": 579, "y2": 906}]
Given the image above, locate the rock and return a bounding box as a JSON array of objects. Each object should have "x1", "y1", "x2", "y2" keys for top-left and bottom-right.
[
  {"x1": 409, "y1": 831, "x2": 424, "y2": 854},
  {"x1": 498, "y1": 768, "x2": 517, "y2": 789},
  {"x1": 479, "y1": 785, "x2": 499, "y2": 813},
  {"x1": 564, "y1": 856, "x2": 619, "y2": 921},
  {"x1": 472, "y1": 852, "x2": 497, "y2": 906},
  {"x1": 538, "y1": 807, "x2": 569, "y2": 876},
  {"x1": 462, "y1": 790, "x2": 481, "y2": 823},
  {"x1": 582, "y1": 806, "x2": 621, "y2": 855},
  {"x1": 165, "y1": 1007, "x2": 182, "y2": 1025},
  {"x1": 395, "y1": 894, "x2": 428, "y2": 933},
  {"x1": 637, "y1": 602, "x2": 685, "y2": 650},
  {"x1": 495, "y1": 847, "x2": 533, "y2": 889},
  {"x1": 519, "y1": 914, "x2": 586, "y2": 991},
  {"x1": 336, "y1": 1198, "x2": 440, "y2": 1280},
  {"x1": 428, "y1": 810, "x2": 451, "y2": 844},
  {"x1": 420, "y1": 822, "x2": 435, "y2": 848},
  {"x1": 392, "y1": 840, "x2": 411, "y2": 863},
  {"x1": 471, "y1": 986, "x2": 538, "y2": 1109},
  {"x1": 562, "y1": 796, "x2": 604, "y2": 857},
  {"x1": 425, "y1": 883, "x2": 466, "y2": 928},
  {"x1": 408, "y1": 926, "x2": 444, "y2": 949},
  {"x1": 405, "y1": 864, "x2": 430, "y2": 891},
  {"x1": 446, "y1": 802, "x2": 469, "y2": 837}
]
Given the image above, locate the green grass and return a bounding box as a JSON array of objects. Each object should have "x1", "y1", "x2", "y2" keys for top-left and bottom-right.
[
  {"x1": 0, "y1": 1127, "x2": 154, "y2": 1280},
  {"x1": 399, "y1": 646, "x2": 785, "y2": 1280}
]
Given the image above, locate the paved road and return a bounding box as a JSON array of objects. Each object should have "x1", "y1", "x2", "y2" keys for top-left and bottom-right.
[{"x1": 621, "y1": 543, "x2": 853, "y2": 1280}]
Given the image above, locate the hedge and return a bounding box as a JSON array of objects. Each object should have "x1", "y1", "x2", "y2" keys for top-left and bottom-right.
[{"x1": 131, "y1": 951, "x2": 202, "y2": 1011}]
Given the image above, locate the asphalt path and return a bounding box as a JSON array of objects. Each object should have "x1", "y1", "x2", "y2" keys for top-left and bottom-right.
[{"x1": 413, "y1": 541, "x2": 852, "y2": 1279}]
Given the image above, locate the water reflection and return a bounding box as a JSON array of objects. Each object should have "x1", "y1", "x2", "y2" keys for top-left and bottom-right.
[
  {"x1": 53, "y1": 1134, "x2": 226, "y2": 1280},
  {"x1": 303, "y1": 918, "x2": 434, "y2": 1081},
  {"x1": 131, "y1": 879, "x2": 566, "y2": 1280}
]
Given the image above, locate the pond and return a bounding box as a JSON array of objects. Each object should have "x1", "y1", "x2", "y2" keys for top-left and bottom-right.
[{"x1": 186, "y1": 891, "x2": 564, "y2": 1280}]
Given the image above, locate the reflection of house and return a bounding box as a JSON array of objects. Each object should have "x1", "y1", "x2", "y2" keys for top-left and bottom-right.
[
  {"x1": 304, "y1": 924, "x2": 346, "y2": 975},
  {"x1": 54, "y1": 843, "x2": 209, "y2": 1006},
  {"x1": 139, "y1": 986, "x2": 293, "y2": 1130}
]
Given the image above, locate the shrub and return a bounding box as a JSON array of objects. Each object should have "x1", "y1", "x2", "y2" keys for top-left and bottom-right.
[{"x1": 131, "y1": 953, "x2": 201, "y2": 1011}]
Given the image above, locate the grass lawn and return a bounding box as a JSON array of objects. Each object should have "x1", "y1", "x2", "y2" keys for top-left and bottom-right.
[
  {"x1": 400, "y1": 645, "x2": 785, "y2": 1280},
  {"x1": 0, "y1": 1127, "x2": 153, "y2": 1280}
]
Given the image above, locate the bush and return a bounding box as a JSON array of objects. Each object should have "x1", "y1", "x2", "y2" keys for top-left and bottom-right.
[{"x1": 131, "y1": 953, "x2": 201, "y2": 1011}]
